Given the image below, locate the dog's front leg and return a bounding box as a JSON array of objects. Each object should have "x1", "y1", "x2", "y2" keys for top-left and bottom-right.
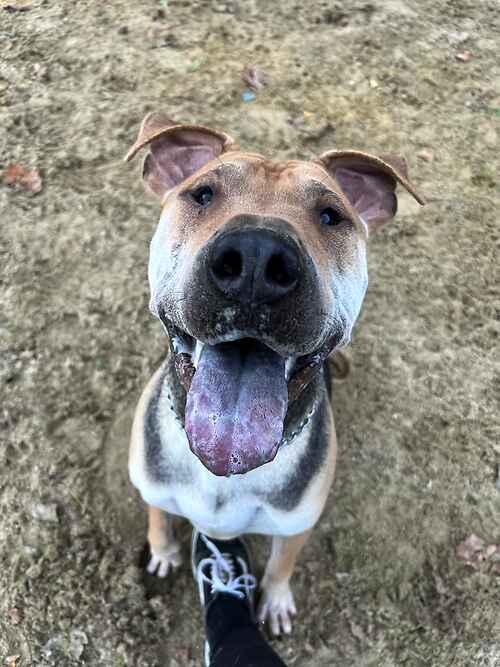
[
  {"x1": 258, "y1": 530, "x2": 311, "y2": 636},
  {"x1": 146, "y1": 505, "x2": 182, "y2": 577}
]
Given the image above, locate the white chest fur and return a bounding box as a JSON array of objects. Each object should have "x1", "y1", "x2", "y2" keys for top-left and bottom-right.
[{"x1": 129, "y1": 384, "x2": 331, "y2": 540}]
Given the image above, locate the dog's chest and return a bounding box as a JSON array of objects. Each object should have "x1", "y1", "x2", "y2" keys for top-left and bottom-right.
[
  {"x1": 130, "y1": 393, "x2": 324, "y2": 539},
  {"x1": 156, "y1": 478, "x2": 283, "y2": 538}
]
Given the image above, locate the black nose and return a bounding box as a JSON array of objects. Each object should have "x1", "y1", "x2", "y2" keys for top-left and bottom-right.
[{"x1": 208, "y1": 228, "x2": 301, "y2": 305}]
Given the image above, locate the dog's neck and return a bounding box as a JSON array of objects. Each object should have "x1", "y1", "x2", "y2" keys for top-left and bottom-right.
[{"x1": 163, "y1": 355, "x2": 324, "y2": 449}]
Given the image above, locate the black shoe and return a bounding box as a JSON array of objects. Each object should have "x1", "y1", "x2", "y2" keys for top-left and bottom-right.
[{"x1": 191, "y1": 530, "x2": 257, "y2": 666}]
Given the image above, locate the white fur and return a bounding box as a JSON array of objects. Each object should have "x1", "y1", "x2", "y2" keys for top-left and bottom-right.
[{"x1": 129, "y1": 374, "x2": 329, "y2": 540}]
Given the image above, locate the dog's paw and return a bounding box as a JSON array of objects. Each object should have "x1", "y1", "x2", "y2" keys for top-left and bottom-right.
[
  {"x1": 146, "y1": 544, "x2": 182, "y2": 578},
  {"x1": 257, "y1": 581, "x2": 297, "y2": 636}
]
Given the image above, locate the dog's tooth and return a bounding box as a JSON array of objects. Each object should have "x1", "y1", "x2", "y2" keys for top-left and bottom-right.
[
  {"x1": 285, "y1": 356, "x2": 297, "y2": 381},
  {"x1": 192, "y1": 340, "x2": 205, "y2": 368},
  {"x1": 171, "y1": 335, "x2": 193, "y2": 355}
]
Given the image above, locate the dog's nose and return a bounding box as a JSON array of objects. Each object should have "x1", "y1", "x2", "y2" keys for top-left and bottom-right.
[{"x1": 208, "y1": 228, "x2": 301, "y2": 305}]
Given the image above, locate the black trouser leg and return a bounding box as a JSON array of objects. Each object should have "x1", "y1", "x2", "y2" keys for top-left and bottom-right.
[{"x1": 207, "y1": 596, "x2": 287, "y2": 667}]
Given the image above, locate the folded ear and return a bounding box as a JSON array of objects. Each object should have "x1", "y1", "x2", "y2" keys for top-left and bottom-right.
[
  {"x1": 125, "y1": 112, "x2": 237, "y2": 199},
  {"x1": 316, "y1": 150, "x2": 425, "y2": 230}
]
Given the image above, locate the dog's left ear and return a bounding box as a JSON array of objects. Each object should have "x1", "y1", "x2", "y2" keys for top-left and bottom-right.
[
  {"x1": 125, "y1": 112, "x2": 237, "y2": 199},
  {"x1": 316, "y1": 150, "x2": 425, "y2": 230}
]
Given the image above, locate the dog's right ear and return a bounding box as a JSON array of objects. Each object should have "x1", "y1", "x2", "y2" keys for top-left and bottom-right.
[{"x1": 125, "y1": 112, "x2": 236, "y2": 199}]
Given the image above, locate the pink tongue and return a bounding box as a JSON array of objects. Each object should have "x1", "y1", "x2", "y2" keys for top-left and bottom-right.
[{"x1": 185, "y1": 340, "x2": 288, "y2": 476}]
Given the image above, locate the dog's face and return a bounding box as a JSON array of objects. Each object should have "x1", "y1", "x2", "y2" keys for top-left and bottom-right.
[{"x1": 127, "y1": 113, "x2": 423, "y2": 477}]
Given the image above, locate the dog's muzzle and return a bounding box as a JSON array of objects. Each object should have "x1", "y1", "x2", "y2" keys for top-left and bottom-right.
[{"x1": 157, "y1": 215, "x2": 344, "y2": 477}]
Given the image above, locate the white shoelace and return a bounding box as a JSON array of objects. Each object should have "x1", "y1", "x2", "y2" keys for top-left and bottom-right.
[{"x1": 196, "y1": 535, "x2": 257, "y2": 601}]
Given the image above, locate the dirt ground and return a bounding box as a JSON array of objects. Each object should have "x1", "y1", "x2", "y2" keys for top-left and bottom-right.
[{"x1": 1, "y1": 0, "x2": 499, "y2": 665}]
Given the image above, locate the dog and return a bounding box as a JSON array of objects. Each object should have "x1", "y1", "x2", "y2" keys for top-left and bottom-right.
[{"x1": 125, "y1": 112, "x2": 424, "y2": 636}]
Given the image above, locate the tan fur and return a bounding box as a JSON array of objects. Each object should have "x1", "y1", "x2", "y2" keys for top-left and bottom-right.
[
  {"x1": 147, "y1": 505, "x2": 182, "y2": 572},
  {"x1": 130, "y1": 364, "x2": 183, "y2": 574}
]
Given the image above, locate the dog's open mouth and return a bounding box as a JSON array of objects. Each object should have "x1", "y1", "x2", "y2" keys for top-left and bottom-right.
[
  {"x1": 164, "y1": 321, "x2": 338, "y2": 477},
  {"x1": 185, "y1": 338, "x2": 288, "y2": 476}
]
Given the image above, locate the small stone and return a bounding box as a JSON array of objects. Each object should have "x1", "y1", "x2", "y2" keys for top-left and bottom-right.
[
  {"x1": 69, "y1": 630, "x2": 88, "y2": 660},
  {"x1": 446, "y1": 30, "x2": 469, "y2": 45},
  {"x1": 417, "y1": 148, "x2": 434, "y2": 162},
  {"x1": 30, "y1": 503, "x2": 58, "y2": 523},
  {"x1": 25, "y1": 562, "x2": 42, "y2": 579},
  {"x1": 455, "y1": 50, "x2": 473, "y2": 62},
  {"x1": 42, "y1": 635, "x2": 68, "y2": 660}
]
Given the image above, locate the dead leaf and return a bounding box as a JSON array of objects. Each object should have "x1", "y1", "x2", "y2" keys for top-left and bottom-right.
[
  {"x1": 1, "y1": 164, "x2": 42, "y2": 194},
  {"x1": 456, "y1": 534, "x2": 500, "y2": 573},
  {"x1": 242, "y1": 66, "x2": 267, "y2": 91},
  {"x1": 455, "y1": 50, "x2": 473, "y2": 62},
  {"x1": 4, "y1": 657, "x2": 20, "y2": 667},
  {"x1": 6, "y1": 606, "x2": 23, "y2": 625}
]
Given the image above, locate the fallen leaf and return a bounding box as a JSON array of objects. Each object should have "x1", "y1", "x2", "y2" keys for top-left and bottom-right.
[
  {"x1": 417, "y1": 148, "x2": 434, "y2": 162},
  {"x1": 6, "y1": 607, "x2": 23, "y2": 625},
  {"x1": 2, "y1": 164, "x2": 25, "y2": 185},
  {"x1": 1, "y1": 164, "x2": 42, "y2": 194},
  {"x1": 4, "y1": 657, "x2": 20, "y2": 667},
  {"x1": 242, "y1": 66, "x2": 267, "y2": 91},
  {"x1": 455, "y1": 50, "x2": 473, "y2": 62},
  {"x1": 457, "y1": 534, "x2": 500, "y2": 573},
  {"x1": 21, "y1": 167, "x2": 42, "y2": 193}
]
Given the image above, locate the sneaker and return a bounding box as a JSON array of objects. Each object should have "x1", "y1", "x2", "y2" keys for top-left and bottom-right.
[{"x1": 191, "y1": 530, "x2": 257, "y2": 666}]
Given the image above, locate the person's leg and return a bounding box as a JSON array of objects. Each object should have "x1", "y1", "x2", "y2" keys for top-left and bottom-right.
[
  {"x1": 208, "y1": 598, "x2": 287, "y2": 667},
  {"x1": 191, "y1": 531, "x2": 288, "y2": 667}
]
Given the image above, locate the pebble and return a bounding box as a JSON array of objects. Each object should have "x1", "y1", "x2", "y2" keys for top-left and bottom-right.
[
  {"x1": 446, "y1": 30, "x2": 469, "y2": 45},
  {"x1": 69, "y1": 630, "x2": 88, "y2": 660},
  {"x1": 417, "y1": 148, "x2": 434, "y2": 162},
  {"x1": 30, "y1": 503, "x2": 58, "y2": 523}
]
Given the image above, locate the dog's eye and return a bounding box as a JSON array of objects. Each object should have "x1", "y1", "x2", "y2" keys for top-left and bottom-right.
[
  {"x1": 191, "y1": 185, "x2": 214, "y2": 207},
  {"x1": 319, "y1": 207, "x2": 344, "y2": 226}
]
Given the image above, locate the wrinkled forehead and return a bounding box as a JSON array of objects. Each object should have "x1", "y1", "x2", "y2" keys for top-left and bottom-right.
[
  {"x1": 161, "y1": 152, "x2": 368, "y2": 238},
  {"x1": 218, "y1": 152, "x2": 336, "y2": 194},
  {"x1": 166, "y1": 152, "x2": 346, "y2": 206}
]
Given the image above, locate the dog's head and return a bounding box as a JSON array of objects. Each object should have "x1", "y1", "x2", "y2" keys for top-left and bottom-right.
[{"x1": 126, "y1": 112, "x2": 424, "y2": 477}]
